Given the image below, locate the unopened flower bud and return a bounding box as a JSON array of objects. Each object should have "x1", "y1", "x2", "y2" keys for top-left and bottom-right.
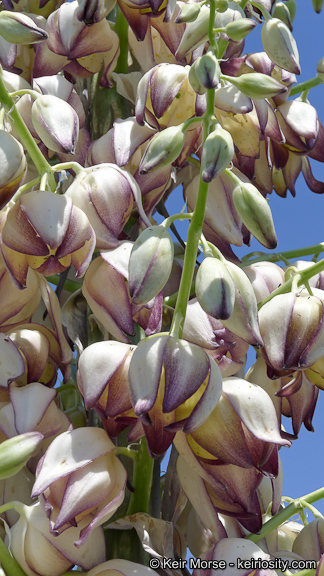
[
  {"x1": 0, "y1": 11, "x2": 48, "y2": 44},
  {"x1": 272, "y1": 2, "x2": 293, "y2": 31},
  {"x1": 215, "y1": 0, "x2": 228, "y2": 11},
  {"x1": 317, "y1": 57, "x2": 324, "y2": 82},
  {"x1": 232, "y1": 182, "x2": 277, "y2": 249},
  {"x1": 201, "y1": 124, "x2": 234, "y2": 182},
  {"x1": 191, "y1": 52, "x2": 221, "y2": 90},
  {"x1": 261, "y1": 17, "x2": 300, "y2": 75},
  {"x1": 139, "y1": 126, "x2": 185, "y2": 174},
  {"x1": 175, "y1": 2, "x2": 201, "y2": 23},
  {"x1": 224, "y1": 18, "x2": 256, "y2": 42},
  {"x1": 129, "y1": 226, "x2": 174, "y2": 305},
  {"x1": 0, "y1": 130, "x2": 26, "y2": 209},
  {"x1": 312, "y1": 0, "x2": 324, "y2": 13},
  {"x1": 188, "y1": 65, "x2": 206, "y2": 95},
  {"x1": 196, "y1": 257, "x2": 235, "y2": 320},
  {"x1": 221, "y1": 72, "x2": 287, "y2": 100},
  {"x1": 285, "y1": 0, "x2": 297, "y2": 21},
  {"x1": 32, "y1": 95, "x2": 79, "y2": 154},
  {"x1": 0, "y1": 432, "x2": 43, "y2": 479}
]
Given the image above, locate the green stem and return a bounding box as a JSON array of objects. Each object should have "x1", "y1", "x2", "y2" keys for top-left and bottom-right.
[
  {"x1": 46, "y1": 274, "x2": 82, "y2": 293},
  {"x1": 114, "y1": 8, "x2": 129, "y2": 74},
  {"x1": 246, "y1": 486, "x2": 324, "y2": 543},
  {"x1": 290, "y1": 76, "x2": 322, "y2": 96},
  {"x1": 12, "y1": 176, "x2": 41, "y2": 201},
  {"x1": 170, "y1": 89, "x2": 215, "y2": 339},
  {"x1": 126, "y1": 437, "x2": 154, "y2": 516},
  {"x1": 0, "y1": 67, "x2": 56, "y2": 192},
  {"x1": 161, "y1": 212, "x2": 193, "y2": 229},
  {"x1": 241, "y1": 242, "x2": 324, "y2": 266},
  {"x1": 0, "y1": 538, "x2": 28, "y2": 576},
  {"x1": 115, "y1": 447, "x2": 138, "y2": 461}
]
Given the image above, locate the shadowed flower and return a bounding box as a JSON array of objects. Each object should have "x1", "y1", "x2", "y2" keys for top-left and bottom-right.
[{"x1": 32, "y1": 427, "x2": 127, "y2": 544}]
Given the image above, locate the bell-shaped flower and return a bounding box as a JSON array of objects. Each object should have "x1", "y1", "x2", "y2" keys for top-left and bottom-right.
[
  {"x1": 6, "y1": 324, "x2": 69, "y2": 387},
  {"x1": 1, "y1": 190, "x2": 96, "y2": 288},
  {"x1": 259, "y1": 291, "x2": 324, "y2": 377},
  {"x1": 33, "y1": 1, "x2": 119, "y2": 87},
  {"x1": 0, "y1": 130, "x2": 26, "y2": 210},
  {"x1": 129, "y1": 226, "x2": 174, "y2": 305},
  {"x1": 0, "y1": 260, "x2": 41, "y2": 330},
  {"x1": 87, "y1": 118, "x2": 172, "y2": 218},
  {"x1": 87, "y1": 560, "x2": 156, "y2": 576},
  {"x1": 135, "y1": 63, "x2": 198, "y2": 128},
  {"x1": 182, "y1": 298, "x2": 249, "y2": 377},
  {"x1": 185, "y1": 376, "x2": 289, "y2": 474},
  {"x1": 0, "y1": 382, "x2": 71, "y2": 444},
  {"x1": 175, "y1": 433, "x2": 265, "y2": 534},
  {"x1": 31, "y1": 94, "x2": 79, "y2": 154},
  {"x1": 65, "y1": 163, "x2": 151, "y2": 250},
  {"x1": 8, "y1": 501, "x2": 106, "y2": 576},
  {"x1": 0, "y1": 11, "x2": 48, "y2": 44},
  {"x1": 77, "y1": 340, "x2": 135, "y2": 436},
  {"x1": 243, "y1": 262, "x2": 285, "y2": 304},
  {"x1": 128, "y1": 334, "x2": 223, "y2": 456},
  {"x1": 32, "y1": 427, "x2": 127, "y2": 543}
]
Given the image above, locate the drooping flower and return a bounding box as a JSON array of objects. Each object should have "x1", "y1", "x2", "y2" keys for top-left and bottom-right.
[{"x1": 1, "y1": 190, "x2": 96, "y2": 288}]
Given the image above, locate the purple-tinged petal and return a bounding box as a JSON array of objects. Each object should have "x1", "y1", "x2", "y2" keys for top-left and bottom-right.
[
  {"x1": 128, "y1": 335, "x2": 168, "y2": 416},
  {"x1": 223, "y1": 377, "x2": 290, "y2": 446},
  {"x1": 184, "y1": 359, "x2": 223, "y2": 433},
  {"x1": 32, "y1": 428, "x2": 116, "y2": 497},
  {"x1": 0, "y1": 333, "x2": 25, "y2": 387},
  {"x1": 163, "y1": 338, "x2": 209, "y2": 412},
  {"x1": 10, "y1": 382, "x2": 56, "y2": 434},
  {"x1": 150, "y1": 64, "x2": 188, "y2": 119},
  {"x1": 302, "y1": 157, "x2": 324, "y2": 194},
  {"x1": 22, "y1": 191, "x2": 72, "y2": 251},
  {"x1": 259, "y1": 292, "x2": 296, "y2": 371},
  {"x1": 283, "y1": 152, "x2": 302, "y2": 196},
  {"x1": 113, "y1": 117, "x2": 155, "y2": 166},
  {"x1": 77, "y1": 341, "x2": 131, "y2": 409},
  {"x1": 101, "y1": 242, "x2": 133, "y2": 279},
  {"x1": 278, "y1": 100, "x2": 318, "y2": 140},
  {"x1": 245, "y1": 51, "x2": 275, "y2": 76},
  {"x1": 135, "y1": 69, "x2": 153, "y2": 126}
]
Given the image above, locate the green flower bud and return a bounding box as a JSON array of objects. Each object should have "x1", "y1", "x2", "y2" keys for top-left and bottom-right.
[
  {"x1": 221, "y1": 72, "x2": 287, "y2": 100},
  {"x1": 201, "y1": 124, "x2": 234, "y2": 182},
  {"x1": 285, "y1": 0, "x2": 297, "y2": 21},
  {"x1": 312, "y1": 0, "x2": 324, "y2": 13},
  {"x1": 129, "y1": 226, "x2": 174, "y2": 305},
  {"x1": 317, "y1": 57, "x2": 324, "y2": 82},
  {"x1": 139, "y1": 126, "x2": 186, "y2": 174},
  {"x1": 232, "y1": 182, "x2": 277, "y2": 249},
  {"x1": 215, "y1": 0, "x2": 228, "y2": 12},
  {"x1": 188, "y1": 64, "x2": 207, "y2": 95},
  {"x1": 224, "y1": 18, "x2": 256, "y2": 42},
  {"x1": 175, "y1": 2, "x2": 201, "y2": 23},
  {"x1": 0, "y1": 11, "x2": 48, "y2": 44},
  {"x1": 272, "y1": 2, "x2": 293, "y2": 31},
  {"x1": 196, "y1": 257, "x2": 235, "y2": 320},
  {"x1": 0, "y1": 432, "x2": 43, "y2": 480},
  {"x1": 261, "y1": 17, "x2": 300, "y2": 75},
  {"x1": 192, "y1": 52, "x2": 221, "y2": 90}
]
